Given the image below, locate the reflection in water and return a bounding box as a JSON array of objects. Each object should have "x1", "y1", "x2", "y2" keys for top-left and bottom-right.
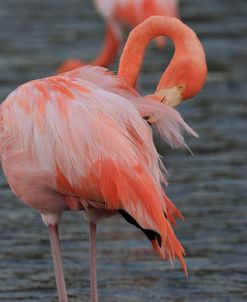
[{"x1": 0, "y1": 0, "x2": 246, "y2": 301}]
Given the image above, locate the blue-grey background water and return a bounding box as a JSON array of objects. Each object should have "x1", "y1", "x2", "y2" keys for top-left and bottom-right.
[{"x1": 0, "y1": 0, "x2": 246, "y2": 301}]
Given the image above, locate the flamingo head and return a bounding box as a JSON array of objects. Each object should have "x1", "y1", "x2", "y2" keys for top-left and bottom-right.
[
  {"x1": 148, "y1": 83, "x2": 186, "y2": 107},
  {"x1": 148, "y1": 29, "x2": 207, "y2": 107},
  {"x1": 149, "y1": 56, "x2": 207, "y2": 107}
]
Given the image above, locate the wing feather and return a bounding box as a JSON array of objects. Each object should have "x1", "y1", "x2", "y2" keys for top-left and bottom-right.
[{"x1": 64, "y1": 66, "x2": 197, "y2": 150}]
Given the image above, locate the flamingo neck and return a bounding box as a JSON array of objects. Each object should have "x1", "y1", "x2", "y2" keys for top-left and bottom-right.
[
  {"x1": 57, "y1": 24, "x2": 120, "y2": 74},
  {"x1": 90, "y1": 24, "x2": 120, "y2": 67},
  {"x1": 118, "y1": 16, "x2": 206, "y2": 99}
]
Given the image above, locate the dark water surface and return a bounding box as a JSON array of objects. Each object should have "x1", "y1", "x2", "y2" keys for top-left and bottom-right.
[{"x1": 0, "y1": 0, "x2": 246, "y2": 301}]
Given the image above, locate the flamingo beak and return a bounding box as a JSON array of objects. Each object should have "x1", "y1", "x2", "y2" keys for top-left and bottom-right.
[
  {"x1": 148, "y1": 86, "x2": 184, "y2": 107},
  {"x1": 143, "y1": 86, "x2": 185, "y2": 125}
]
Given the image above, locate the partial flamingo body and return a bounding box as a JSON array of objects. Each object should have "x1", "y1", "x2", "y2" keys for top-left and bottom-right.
[
  {"x1": 0, "y1": 17, "x2": 207, "y2": 302},
  {"x1": 57, "y1": 0, "x2": 179, "y2": 73},
  {"x1": 93, "y1": 0, "x2": 179, "y2": 30}
]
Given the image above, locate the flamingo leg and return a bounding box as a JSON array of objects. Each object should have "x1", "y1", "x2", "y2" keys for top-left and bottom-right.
[
  {"x1": 89, "y1": 221, "x2": 98, "y2": 302},
  {"x1": 48, "y1": 225, "x2": 68, "y2": 302}
]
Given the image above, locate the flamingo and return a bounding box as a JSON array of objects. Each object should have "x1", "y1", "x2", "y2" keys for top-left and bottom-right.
[
  {"x1": 0, "y1": 17, "x2": 206, "y2": 302},
  {"x1": 57, "y1": 0, "x2": 179, "y2": 73}
]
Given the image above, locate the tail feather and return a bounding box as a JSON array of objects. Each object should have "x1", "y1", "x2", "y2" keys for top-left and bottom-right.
[
  {"x1": 163, "y1": 193, "x2": 184, "y2": 226},
  {"x1": 96, "y1": 158, "x2": 187, "y2": 274}
]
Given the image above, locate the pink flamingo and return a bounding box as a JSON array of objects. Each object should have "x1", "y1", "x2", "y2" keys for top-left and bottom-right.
[
  {"x1": 57, "y1": 0, "x2": 179, "y2": 73},
  {"x1": 0, "y1": 17, "x2": 206, "y2": 302}
]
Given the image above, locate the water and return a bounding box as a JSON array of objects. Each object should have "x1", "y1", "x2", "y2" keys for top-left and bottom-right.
[{"x1": 0, "y1": 0, "x2": 246, "y2": 301}]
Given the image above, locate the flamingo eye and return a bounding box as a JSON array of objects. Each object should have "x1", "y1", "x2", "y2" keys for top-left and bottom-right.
[{"x1": 178, "y1": 83, "x2": 185, "y2": 91}]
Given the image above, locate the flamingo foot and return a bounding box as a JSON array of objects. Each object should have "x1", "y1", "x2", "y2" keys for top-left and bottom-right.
[
  {"x1": 48, "y1": 225, "x2": 68, "y2": 302},
  {"x1": 89, "y1": 221, "x2": 98, "y2": 302}
]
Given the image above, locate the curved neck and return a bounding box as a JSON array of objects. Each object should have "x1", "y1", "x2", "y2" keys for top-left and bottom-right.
[
  {"x1": 56, "y1": 24, "x2": 120, "y2": 74},
  {"x1": 90, "y1": 23, "x2": 120, "y2": 67},
  {"x1": 118, "y1": 16, "x2": 206, "y2": 98}
]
